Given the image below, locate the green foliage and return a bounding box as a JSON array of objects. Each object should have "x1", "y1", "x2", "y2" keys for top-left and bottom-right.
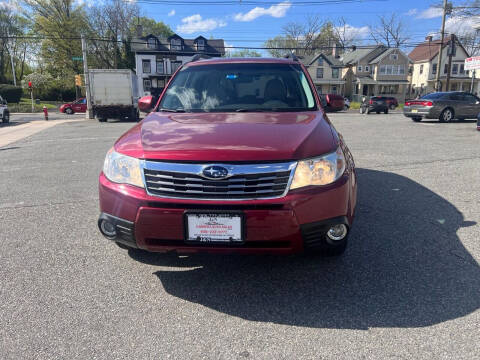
[
  {"x1": 22, "y1": 72, "x2": 53, "y2": 90},
  {"x1": 227, "y1": 49, "x2": 262, "y2": 58},
  {"x1": 0, "y1": 84, "x2": 23, "y2": 103},
  {"x1": 132, "y1": 17, "x2": 174, "y2": 38}
]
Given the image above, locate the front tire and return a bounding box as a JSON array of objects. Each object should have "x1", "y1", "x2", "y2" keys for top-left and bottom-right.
[
  {"x1": 389, "y1": 104, "x2": 396, "y2": 110},
  {"x1": 384, "y1": 108, "x2": 389, "y2": 114},
  {"x1": 2, "y1": 111, "x2": 9, "y2": 123},
  {"x1": 412, "y1": 117, "x2": 422, "y2": 122},
  {"x1": 439, "y1": 108, "x2": 454, "y2": 122},
  {"x1": 65, "y1": 108, "x2": 73, "y2": 115},
  {"x1": 98, "y1": 117, "x2": 107, "y2": 122}
]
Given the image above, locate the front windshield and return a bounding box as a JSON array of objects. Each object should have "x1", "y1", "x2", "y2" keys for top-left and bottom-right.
[{"x1": 159, "y1": 63, "x2": 316, "y2": 112}]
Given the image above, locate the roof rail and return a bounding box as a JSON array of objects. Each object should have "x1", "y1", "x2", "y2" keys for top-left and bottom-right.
[
  {"x1": 284, "y1": 52, "x2": 299, "y2": 62},
  {"x1": 189, "y1": 54, "x2": 211, "y2": 63}
]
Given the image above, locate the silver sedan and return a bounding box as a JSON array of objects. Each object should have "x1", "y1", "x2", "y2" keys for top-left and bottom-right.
[{"x1": 404, "y1": 92, "x2": 480, "y2": 122}]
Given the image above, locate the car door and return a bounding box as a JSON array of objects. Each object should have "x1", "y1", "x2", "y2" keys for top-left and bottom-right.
[
  {"x1": 72, "y1": 98, "x2": 86, "y2": 112},
  {"x1": 463, "y1": 93, "x2": 480, "y2": 118},
  {"x1": 449, "y1": 93, "x2": 467, "y2": 117}
]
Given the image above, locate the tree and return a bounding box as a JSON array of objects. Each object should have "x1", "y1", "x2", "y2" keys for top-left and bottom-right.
[
  {"x1": 87, "y1": 0, "x2": 139, "y2": 69},
  {"x1": 26, "y1": 0, "x2": 88, "y2": 77},
  {"x1": 370, "y1": 14, "x2": 409, "y2": 48},
  {"x1": 130, "y1": 17, "x2": 173, "y2": 38},
  {"x1": 264, "y1": 17, "x2": 341, "y2": 57},
  {"x1": 333, "y1": 17, "x2": 363, "y2": 48},
  {"x1": 227, "y1": 49, "x2": 261, "y2": 58}
]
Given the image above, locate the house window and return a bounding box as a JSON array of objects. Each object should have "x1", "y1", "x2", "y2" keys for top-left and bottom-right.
[
  {"x1": 450, "y1": 83, "x2": 457, "y2": 91},
  {"x1": 432, "y1": 63, "x2": 437, "y2": 75},
  {"x1": 197, "y1": 39, "x2": 205, "y2": 51},
  {"x1": 156, "y1": 61, "x2": 164, "y2": 74},
  {"x1": 316, "y1": 68, "x2": 324, "y2": 78},
  {"x1": 331, "y1": 86, "x2": 337, "y2": 94},
  {"x1": 357, "y1": 65, "x2": 362, "y2": 72},
  {"x1": 460, "y1": 64, "x2": 465, "y2": 74},
  {"x1": 399, "y1": 65, "x2": 405, "y2": 75},
  {"x1": 386, "y1": 65, "x2": 393, "y2": 75},
  {"x1": 171, "y1": 38, "x2": 182, "y2": 51},
  {"x1": 420, "y1": 64, "x2": 423, "y2": 74},
  {"x1": 332, "y1": 68, "x2": 339, "y2": 78},
  {"x1": 390, "y1": 53, "x2": 398, "y2": 60},
  {"x1": 317, "y1": 58, "x2": 324, "y2": 66},
  {"x1": 365, "y1": 65, "x2": 370, "y2": 73},
  {"x1": 171, "y1": 61, "x2": 182, "y2": 73},
  {"x1": 147, "y1": 38, "x2": 156, "y2": 49},
  {"x1": 444, "y1": 63, "x2": 448, "y2": 74},
  {"x1": 466, "y1": 70, "x2": 469, "y2": 76},
  {"x1": 142, "y1": 60, "x2": 151, "y2": 74},
  {"x1": 452, "y1": 64, "x2": 458, "y2": 75},
  {"x1": 380, "y1": 65, "x2": 386, "y2": 75},
  {"x1": 143, "y1": 79, "x2": 151, "y2": 91}
]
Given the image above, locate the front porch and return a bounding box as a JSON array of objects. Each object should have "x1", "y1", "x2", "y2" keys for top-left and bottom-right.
[
  {"x1": 351, "y1": 78, "x2": 409, "y2": 102},
  {"x1": 313, "y1": 80, "x2": 346, "y2": 95}
]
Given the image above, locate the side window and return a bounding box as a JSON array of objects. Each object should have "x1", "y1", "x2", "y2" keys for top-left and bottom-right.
[{"x1": 464, "y1": 94, "x2": 478, "y2": 103}]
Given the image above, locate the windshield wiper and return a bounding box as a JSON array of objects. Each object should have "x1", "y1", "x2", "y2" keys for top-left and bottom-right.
[
  {"x1": 235, "y1": 108, "x2": 270, "y2": 112},
  {"x1": 159, "y1": 108, "x2": 185, "y2": 113}
]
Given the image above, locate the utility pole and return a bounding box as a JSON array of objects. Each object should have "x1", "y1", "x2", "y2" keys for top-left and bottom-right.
[
  {"x1": 435, "y1": 0, "x2": 448, "y2": 92},
  {"x1": 81, "y1": 34, "x2": 93, "y2": 119},
  {"x1": 445, "y1": 34, "x2": 455, "y2": 91}
]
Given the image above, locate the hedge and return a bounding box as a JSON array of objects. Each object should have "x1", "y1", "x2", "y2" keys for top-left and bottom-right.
[
  {"x1": 37, "y1": 86, "x2": 76, "y2": 102},
  {"x1": 0, "y1": 84, "x2": 23, "y2": 103}
]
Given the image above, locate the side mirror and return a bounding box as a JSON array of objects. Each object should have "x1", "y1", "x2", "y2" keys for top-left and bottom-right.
[{"x1": 138, "y1": 95, "x2": 155, "y2": 113}]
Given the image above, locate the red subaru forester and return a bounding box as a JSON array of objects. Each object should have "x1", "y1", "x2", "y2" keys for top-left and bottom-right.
[{"x1": 98, "y1": 57, "x2": 357, "y2": 256}]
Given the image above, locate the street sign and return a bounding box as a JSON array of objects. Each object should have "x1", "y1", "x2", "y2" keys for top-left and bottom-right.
[
  {"x1": 465, "y1": 56, "x2": 480, "y2": 70},
  {"x1": 72, "y1": 56, "x2": 83, "y2": 61}
]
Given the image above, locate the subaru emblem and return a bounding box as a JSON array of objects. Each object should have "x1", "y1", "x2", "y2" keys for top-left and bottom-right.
[{"x1": 202, "y1": 165, "x2": 229, "y2": 179}]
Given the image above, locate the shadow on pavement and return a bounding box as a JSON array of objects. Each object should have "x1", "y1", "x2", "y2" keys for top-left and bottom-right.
[
  {"x1": 129, "y1": 168, "x2": 479, "y2": 329},
  {"x1": 0, "y1": 121, "x2": 29, "y2": 128}
]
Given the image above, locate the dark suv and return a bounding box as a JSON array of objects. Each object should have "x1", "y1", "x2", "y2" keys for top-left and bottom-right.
[
  {"x1": 360, "y1": 96, "x2": 389, "y2": 114},
  {"x1": 98, "y1": 57, "x2": 357, "y2": 256}
]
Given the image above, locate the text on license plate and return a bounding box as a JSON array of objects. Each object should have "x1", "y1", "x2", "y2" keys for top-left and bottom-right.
[
  {"x1": 411, "y1": 109, "x2": 418, "y2": 113},
  {"x1": 186, "y1": 213, "x2": 242, "y2": 242}
]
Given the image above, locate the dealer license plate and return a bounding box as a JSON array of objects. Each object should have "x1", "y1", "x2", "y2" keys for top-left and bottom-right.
[
  {"x1": 411, "y1": 109, "x2": 418, "y2": 113},
  {"x1": 186, "y1": 213, "x2": 243, "y2": 243}
]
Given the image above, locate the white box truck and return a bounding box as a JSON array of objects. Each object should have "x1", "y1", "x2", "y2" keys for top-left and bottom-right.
[{"x1": 88, "y1": 69, "x2": 139, "y2": 122}]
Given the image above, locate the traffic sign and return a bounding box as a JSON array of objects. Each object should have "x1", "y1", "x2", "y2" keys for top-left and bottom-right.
[
  {"x1": 465, "y1": 56, "x2": 480, "y2": 71},
  {"x1": 72, "y1": 56, "x2": 83, "y2": 61}
]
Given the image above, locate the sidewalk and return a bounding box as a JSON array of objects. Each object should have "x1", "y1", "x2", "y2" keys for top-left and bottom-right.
[{"x1": 0, "y1": 119, "x2": 84, "y2": 148}]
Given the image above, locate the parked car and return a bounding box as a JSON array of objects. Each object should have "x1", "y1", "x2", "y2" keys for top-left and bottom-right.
[
  {"x1": 343, "y1": 97, "x2": 350, "y2": 111},
  {"x1": 477, "y1": 112, "x2": 480, "y2": 131},
  {"x1": 360, "y1": 96, "x2": 389, "y2": 114},
  {"x1": 0, "y1": 95, "x2": 9, "y2": 124},
  {"x1": 98, "y1": 57, "x2": 357, "y2": 257},
  {"x1": 404, "y1": 92, "x2": 480, "y2": 122},
  {"x1": 384, "y1": 96, "x2": 399, "y2": 110},
  {"x1": 325, "y1": 94, "x2": 345, "y2": 112},
  {"x1": 60, "y1": 98, "x2": 86, "y2": 114}
]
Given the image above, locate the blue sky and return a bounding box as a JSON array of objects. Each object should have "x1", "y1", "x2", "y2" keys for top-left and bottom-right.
[{"x1": 138, "y1": 0, "x2": 478, "y2": 54}]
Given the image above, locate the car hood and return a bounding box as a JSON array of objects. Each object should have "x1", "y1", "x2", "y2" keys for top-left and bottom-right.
[{"x1": 114, "y1": 111, "x2": 337, "y2": 162}]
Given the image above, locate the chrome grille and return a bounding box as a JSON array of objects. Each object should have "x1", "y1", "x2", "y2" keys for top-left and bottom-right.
[{"x1": 143, "y1": 161, "x2": 296, "y2": 200}]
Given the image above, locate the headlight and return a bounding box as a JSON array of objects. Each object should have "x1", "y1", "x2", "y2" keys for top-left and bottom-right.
[
  {"x1": 290, "y1": 147, "x2": 346, "y2": 190},
  {"x1": 103, "y1": 148, "x2": 144, "y2": 188}
]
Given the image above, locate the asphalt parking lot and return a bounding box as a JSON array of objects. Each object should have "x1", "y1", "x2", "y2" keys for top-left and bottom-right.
[{"x1": 1, "y1": 112, "x2": 479, "y2": 359}]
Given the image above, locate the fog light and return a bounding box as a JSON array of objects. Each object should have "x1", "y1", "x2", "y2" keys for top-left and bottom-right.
[
  {"x1": 100, "y1": 220, "x2": 117, "y2": 238},
  {"x1": 327, "y1": 224, "x2": 348, "y2": 242}
]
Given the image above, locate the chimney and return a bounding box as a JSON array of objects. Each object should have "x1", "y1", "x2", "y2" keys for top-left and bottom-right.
[
  {"x1": 425, "y1": 35, "x2": 433, "y2": 42},
  {"x1": 136, "y1": 24, "x2": 143, "y2": 37},
  {"x1": 332, "y1": 43, "x2": 337, "y2": 58}
]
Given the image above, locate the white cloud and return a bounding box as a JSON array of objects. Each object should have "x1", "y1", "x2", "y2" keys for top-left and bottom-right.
[
  {"x1": 445, "y1": 15, "x2": 480, "y2": 36},
  {"x1": 405, "y1": 9, "x2": 418, "y2": 16},
  {"x1": 176, "y1": 14, "x2": 227, "y2": 34},
  {"x1": 168, "y1": 9, "x2": 175, "y2": 17},
  {"x1": 337, "y1": 24, "x2": 370, "y2": 44},
  {"x1": 0, "y1": 0, "x2": 19, "y2": 11},
  {"x1": 416, "y1": 7, "x2": 443, "y2": 19},
  {"x1": 234, "y1": 1, "x2": 291, "y2": 22}
]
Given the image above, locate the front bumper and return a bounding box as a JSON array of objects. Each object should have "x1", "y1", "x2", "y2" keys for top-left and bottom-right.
[{"x1": 98, "y1": 169, "x2": 357, "y2": 254}]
